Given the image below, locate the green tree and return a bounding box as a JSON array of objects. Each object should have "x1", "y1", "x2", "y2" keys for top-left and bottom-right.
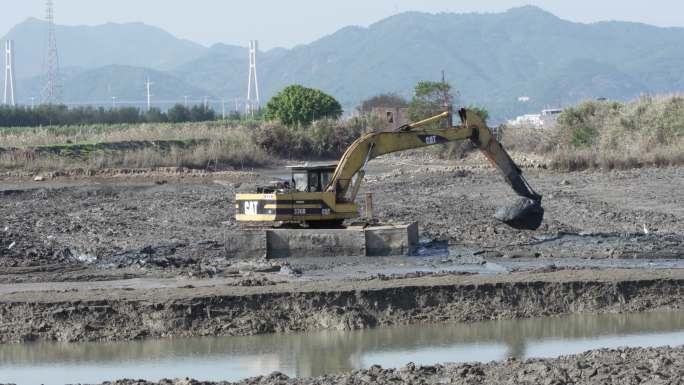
[
  {"x1": 144, "y1": 107, "x2": 167, "y2": 123},
  {"x1": 167, "y1": 104, "x2": 191, "y2": 123},
  {"x1": 265, "y1": 85, "x2": 342, "y2": 127},
  {"x1": 407, "y1": 81, "x2": 457, "y2": 123},
  {"x1": 190, "y1": 105, "x2": 216, "y2": 122}
]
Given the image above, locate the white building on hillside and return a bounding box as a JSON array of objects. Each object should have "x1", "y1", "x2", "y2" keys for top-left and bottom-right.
[{"x1": 507, "y1": 108, "x2": 563, "y2": 129}]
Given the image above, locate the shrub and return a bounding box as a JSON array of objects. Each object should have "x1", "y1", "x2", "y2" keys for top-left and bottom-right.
[
  {"x1": 264, "y1": 85, "x2": 343, "y2": 127},
  {"x1": 504, "y1": 95, "x2": 684, "y2": 170},
  {"x1": 253, "y1": 118, "x2": 364, "y2": 159}
]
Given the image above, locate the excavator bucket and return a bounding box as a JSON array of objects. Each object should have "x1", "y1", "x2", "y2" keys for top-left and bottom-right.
[{"x1": 494, "y1": 197, "x2": 544, "y2": 231}]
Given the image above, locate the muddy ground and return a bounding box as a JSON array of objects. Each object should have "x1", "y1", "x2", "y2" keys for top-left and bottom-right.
[
  {"x1": 95, "y1": 346, "x2": 684, "y2": 385},
  {"x1": 1, "y1": 157, "x2": 683, "y2": 382},
  {"x1": 1, "y1": 156, "x2": 683, "y2": 276}
]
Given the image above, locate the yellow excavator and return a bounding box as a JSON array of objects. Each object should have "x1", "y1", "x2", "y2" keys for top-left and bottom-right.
[{"x1": 236, "y1": 108, "x2": 544, "y2": 230}]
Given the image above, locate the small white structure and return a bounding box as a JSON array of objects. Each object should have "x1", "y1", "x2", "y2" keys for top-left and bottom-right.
[
  {"x1": 507, "y1": 108, "x2": 563, "y2": 129},
  {"x1": 507, "y1": 114, "x2": 543, "y2": 129},
  {"x1": 541, "y1": 108, "x2": 562, "y2": 128}
]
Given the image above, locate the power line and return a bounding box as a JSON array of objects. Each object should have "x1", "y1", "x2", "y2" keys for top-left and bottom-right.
[{"x1": 39, "y1": 97, "x2": 242, "y2": 108}]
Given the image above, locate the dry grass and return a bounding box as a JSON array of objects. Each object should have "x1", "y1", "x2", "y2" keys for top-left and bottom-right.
[
  {"x1": 501, "y1": 96, "x2": 684, "y2": 171},
  {"x1": 549, "y1": 144, "x2": 684, "y2": 171},
  {"x1": 0, "y1": 142, "x2": 272, "y2": 172},
  {"x1": 0, "y1": 122, "x2": 272, "y2": 172},
  {"x1": 0, "y1": 121, "x2": 257, "y2": 148}
]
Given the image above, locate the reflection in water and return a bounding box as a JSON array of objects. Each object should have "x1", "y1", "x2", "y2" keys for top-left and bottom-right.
[{"x1": 1, "y1": 311, "x2": 684, "y2": 385}]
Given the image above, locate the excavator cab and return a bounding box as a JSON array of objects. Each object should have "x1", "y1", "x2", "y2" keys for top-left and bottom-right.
[
  {"x1": 289, "y1": 163, "x2": 336, "y2": 193},
  {"x1": 235, "y1": 162, "x2": 359, "y2": 225}
]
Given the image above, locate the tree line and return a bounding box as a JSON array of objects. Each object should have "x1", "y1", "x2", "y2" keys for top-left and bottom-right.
[
  {"x1": 0, "y1": 80, "x2": 487, "y2": 128},
  {"x1": 0, "y1": 104, "x2": 217, "y2": 127}
]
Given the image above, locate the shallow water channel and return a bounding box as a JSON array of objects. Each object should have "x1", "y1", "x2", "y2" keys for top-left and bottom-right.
[{"x1": 2, "y1": 311, "x2": 684, "y2": 385}]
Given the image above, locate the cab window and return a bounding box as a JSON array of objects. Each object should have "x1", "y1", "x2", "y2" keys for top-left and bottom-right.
[
  {"x1": 308, "y1": 172, "x2": 321, "y2": 192},
  {"x1": 293, "y1": 172, "x2": 307, "y2": 192},
  {"x1": 321, "y1": 171, "x2": 333, "y2": 190}
]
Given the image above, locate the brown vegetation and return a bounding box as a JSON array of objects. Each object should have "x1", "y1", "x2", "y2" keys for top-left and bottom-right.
[
  {"x1": 501, "y1": 96, "x2": 684, "y2": 171},
  {"x1": 0, "y1": 117, "x2": 373, "y2": 172}
]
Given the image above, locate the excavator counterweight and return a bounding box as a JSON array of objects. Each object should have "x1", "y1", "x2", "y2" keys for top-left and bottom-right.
[{"x1": 235, "y1": 108, "x2": 544, "y2": 230}]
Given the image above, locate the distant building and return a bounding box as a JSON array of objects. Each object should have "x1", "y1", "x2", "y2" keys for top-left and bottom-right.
[
  {"x1": 370, "y1": 107, "x2": 409, "y2": 130},
  {"x1": 507, "y1": 108, "x2": 563, "y2": 129},
  {"x1": 507, "y1": 114, "x2": 544, "y2": 129},
  {"x1": 541, "y1": 108, "x2": 562, "y2": 128}
]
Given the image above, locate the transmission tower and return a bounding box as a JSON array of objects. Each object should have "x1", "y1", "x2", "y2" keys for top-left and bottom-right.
[
  {"x1": 3, "y1": 40, "x2": 16, "y2": 106},
  {"x1": 145, "y1": 77, "x2": 153, "y2": 111},
  {"x1": 246, "y1": 40, "x2": 260, "y2": 116},
  {"x1": 41, "y1": 0, "x2": 62, "y2": 105}
]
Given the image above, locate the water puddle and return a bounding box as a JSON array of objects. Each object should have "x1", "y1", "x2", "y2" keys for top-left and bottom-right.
[{"x1": 1, "y1": 311, "x2": 683, "y2": 384}]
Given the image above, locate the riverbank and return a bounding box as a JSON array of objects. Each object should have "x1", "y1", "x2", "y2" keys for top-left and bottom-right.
[
  {"x1": 95, "y1": 346, "x2": 684, "y2": 385},
  {"x1": 1, "y1": 269, "x2": 683, "y2": 344}
]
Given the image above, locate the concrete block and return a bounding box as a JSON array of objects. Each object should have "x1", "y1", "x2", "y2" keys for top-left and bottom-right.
[
  {"x1": 365, "y1": 222, "x2": 419, "y2": 256},
  {"x1": 266, "y1": 228, "x2": 366, "y2": 258},
  {"x1": 225, "y1": 222, "x2": 418, "y2": 259},
  {"x1": 224, "y1": 230, "x2": 266, "y2": 259}
]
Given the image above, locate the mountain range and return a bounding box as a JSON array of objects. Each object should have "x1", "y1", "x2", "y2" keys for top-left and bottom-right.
[{"x1": 3, "y1": 6, "x2": 684, "y2": 121}]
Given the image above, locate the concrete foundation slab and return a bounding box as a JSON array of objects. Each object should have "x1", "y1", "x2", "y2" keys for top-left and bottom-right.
[
  {"x1": 267, "y1": 227, "x2": 365, "y2": 258},
  {"x1": 224, "y1": 230, "x2": 266, "y2": 259},
  {"x1": 366, "y1": 222, "x2": 419, "y2": 256},
  {"x1": 228, "y1": 223, "x2": 419, "y2": 259}
]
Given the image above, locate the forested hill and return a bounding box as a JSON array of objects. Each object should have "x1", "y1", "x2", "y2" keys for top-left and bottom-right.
[{"x1": 4, "y1": 6, "x2": 684, "y2": 120}]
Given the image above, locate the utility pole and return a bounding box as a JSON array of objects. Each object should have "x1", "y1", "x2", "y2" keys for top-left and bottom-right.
[
  {"x1": 221, "y1": 98, "x2": 226, "y2": 119},
  {"x1": 3, "y1": 40, "x2": 16, "y2": 106},
  {"x1": 41, "y1": 0, "x2": 62, "y2": 104},
  {"x1": 246, "y1": 40, "x2": 260, "y2": 116},
  {"x1": 145, "y1": 77, "x2": 153, "y2": 111},
  {"x1": 441, "y1": 70, "x2": 453, "y2": 127}
]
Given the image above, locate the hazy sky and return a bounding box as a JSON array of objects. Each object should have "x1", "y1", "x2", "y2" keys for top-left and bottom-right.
[{"x1": 1, "y1": 0, "x2": 682, "y2": 49}]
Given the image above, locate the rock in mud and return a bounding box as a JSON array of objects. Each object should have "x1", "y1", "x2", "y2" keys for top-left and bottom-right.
[{"x1": 494, "y1": 197, "x2": 544, "y2": 230}]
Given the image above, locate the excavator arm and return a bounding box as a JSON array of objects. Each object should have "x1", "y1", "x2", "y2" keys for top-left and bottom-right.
[{"x1": 325, "y1": 108, "x2": 544, "y2": 230}]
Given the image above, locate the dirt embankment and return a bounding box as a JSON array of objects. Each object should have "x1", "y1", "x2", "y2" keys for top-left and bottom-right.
[
  {"x1": 1, "y1": 269, "x2": 682, "y2": 344},
  {"x1": 96, "y1": 346, "x2": 684, "y2": 385}
]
